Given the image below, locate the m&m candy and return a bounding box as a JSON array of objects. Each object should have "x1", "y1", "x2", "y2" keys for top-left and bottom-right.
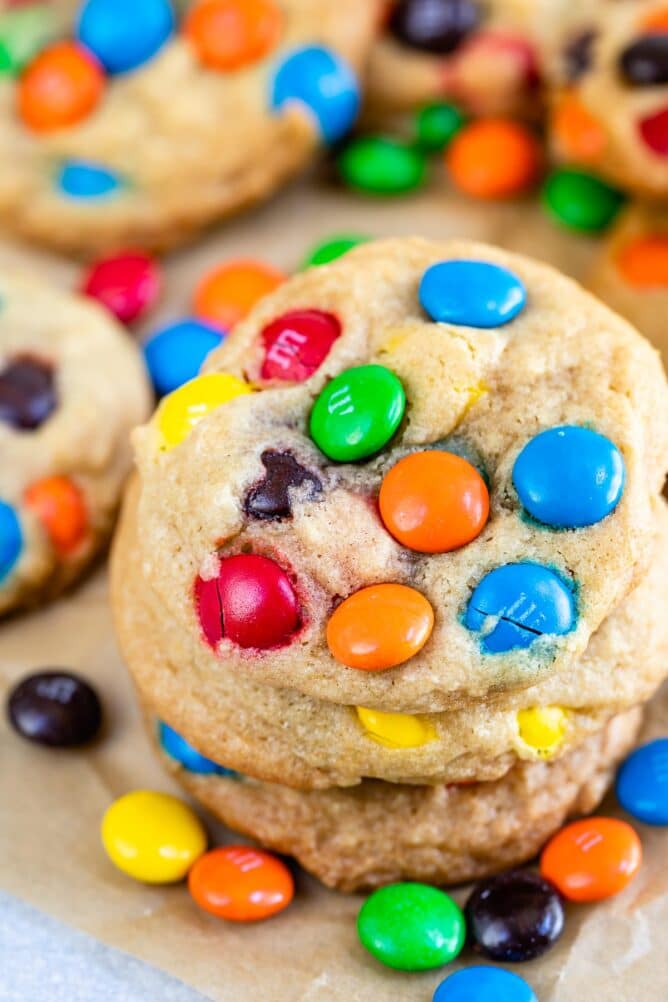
[
  {"x1": 357, "y1": 882, "x2": 466, "y2": 971},
  {"x1": 271, "y1": 45, "x2": 360, "y2": 144},
  {"x1": 338, "y1": 137, "x2": 428, "y2": 195},
  {"x1": 465, "y1": 869, "x2": 564, "y2": 962},
  {"x1": 189, "y1": 846, "x2": 294, "y2": 921},
  {"x1": 433, "y1": 967, "x2": 537, "y2": 1002},
  {"x1": 77, "y1": 0, "x2": 174, "y2": 74},
  {"x1": 513, "y1": 425, "x2": 625, "y2": 529},
  {"x1": 193, "y1": 259, "x2": 285, "y2": 331},
  {"x1": 415, "y1": 102, "x2": 466, "y2": 152},
  {"x1": 184, "y1": 0, "x2": 282, "y2": 72},
  {"x1": 465, "y1": 562, "x2": 576, "y2": 654},
  {"x1": 18, "y1": 41, "x2": 104, "y2": 131},
  {"x1": 379, "y1": 450, "x2": 489, "y2": 553},
  {"x1": 620, "y1": 35, "x2": 668, "y2": 86},
  {"x1": 326, "y1": 583, "x2": 434, "y2": 671},
  {"x1": 419, "y1": 259, "x2": 526, "y2": 328},
  {"x1": 638, "y1": 105, "x2": 668, "y2": 156},
  {"x1": 300, "y1": 234, "x2": 367, "y2": 270},
  {"x1": 0, "y1": 356, "x2": 56, "y2": 430},
  {"x1": 540, "y1": 817, "x2": 642, "y2": 901},
  {"x1": 81, "y1": 251, "x2": 162, "y2": 324},
  {"x1": 158, "y1": 720, "x2": 237, "y2": 776},
  {"x1": 388, "y1": 0, "x2": 480, "y2": 54},
  {"x1": 309, "y1": 364, "x2": 405, "y2": 462},
  {"x1": 542, "y1": 168, "x2": 625, "y2": 233},
  {"x1": 446, "y1": 118, "x2": 541, "y2": 198},
  {"x1": 356, "y1": 707, "x2": 436, "y2": 749},
  {"x1": 616, "y1": 738, "x2": 668, "y2": 825},
  {"x1": 552, "y1": 92, "x2": 606, "y2": 162},
  {"x1": 616, "y1": 235, "x2": 668, "y2": 286},
  {"x1": 7, "y1": 670, "x2": 102, "y2": 747},
  {"x1": 156, "y1": 372, "x2": 251, "y2": 450},
  {"x1": 101, "y1": 790, "x2": 207, "y2": 883},
  {"x1": 57, "y1": 161, "x2": 124, "y2": 200},
  {"x1": 24, "y1": 476, "x2": 88, "y2": 556},
  {"x1": 143, "y1": 318, "x2": 225, "y2": 396},
  {"x1": 516, "y1": 706, "x2": 567, "y2": 758},
  {"x1": 260, "y1": 309, "x2": 341, "y2": 383},
  {"x1": 0, "y1": 499, "x2": 22, "y2": 582},
  {"x1": 0, "y1": 3, "x2": 59, "y2": 76},
  {"x1": 195, "y1": 553, "x2": 300, "y2": 650}
]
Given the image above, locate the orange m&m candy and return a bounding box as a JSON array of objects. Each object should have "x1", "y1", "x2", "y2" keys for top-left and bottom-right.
[
  {"x1": 552, "y1": 92, "x2": 607, "y2": 162},
  {"x1": 193, "y1": 258, "x2": 286, "y2": 331},
  {"x1": 540, "y1": 817, "x2": 642, "y2": 902},
  {"x1": 616, "y1": 234, "x2": 668, "y2": 287},
  {"x1": 185, "y1": 0, "x2": 283, "y2": 72},
  {"x1": 446, "y1": 117, "x2": 541, "y2": 199},
  {"x1": 379, "y1": 450, "x2": 489, "y2": 553},
  {"x1": 327, "y1": 583, "x2": 434, "y2": 671},
  {"x1": 188, "y1": 845, "x2": 294, "y2": 921},
  {"x1": 24, "y1": 476, "x2": 88, "y2": 556},
  {"x1": 18, "y1": 41, "x2": 104, "y2": 132},
  {"x1": 642, "y1": 7, "x2": 668, "y2": 32}
]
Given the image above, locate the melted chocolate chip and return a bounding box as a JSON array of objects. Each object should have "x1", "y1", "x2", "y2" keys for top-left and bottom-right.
[
  {"x1": 244, "y1": 450, "x2": 322, "y2": 520},
  {"x1": 7, "y1": 670, "x2": 102, "y2": 747},
  {"x1": 620, "y1": 34, "x2": 668, "y2": 86},
  {"x1": 563, "y1": 29, "x2": 596, "y2": 81},
  {"x1": 0, "y1": 356, "x2": 57, "y2": 430},
  {"x1": 465, "y1": 870, "x2": 564, "y2": 962},
  {"x1": 389, "y1": 0, "x2": 482, "y2": 56}
]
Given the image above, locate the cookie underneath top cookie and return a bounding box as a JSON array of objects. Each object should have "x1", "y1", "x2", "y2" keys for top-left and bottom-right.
[
  {"x1": 130, "y1": 237, "x2": 667, "y2": 712},
  {"x1": 0, "y1": 0, "x2": 377, "y2": 254}
]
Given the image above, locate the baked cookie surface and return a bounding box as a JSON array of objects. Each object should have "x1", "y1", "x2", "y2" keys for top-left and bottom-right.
[{"x1": 0, "y1": 270, "x2": 150, "y2": 614}]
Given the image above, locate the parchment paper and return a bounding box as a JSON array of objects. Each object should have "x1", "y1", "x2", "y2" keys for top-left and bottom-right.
[{"x1": 1, "y1": 175, "x2": 667, "y2": 1001}]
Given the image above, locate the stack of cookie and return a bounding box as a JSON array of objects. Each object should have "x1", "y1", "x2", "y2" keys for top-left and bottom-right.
[{"x1": 112, "y1": 237, "x2": 668, "y2": 891}]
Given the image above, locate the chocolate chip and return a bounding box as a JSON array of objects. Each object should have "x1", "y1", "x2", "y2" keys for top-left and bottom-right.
[
  {"x1": 244, "y1": 450, "x2": 322, "y2": 520},
  {"x1": 620, "y1": 34, "x2": 668, "y2": 86},
  {"x1": 563, "y1": 29, "x2": 596, "y2": 81},
  {"x1": 7, "y1": 670, "x2": 102, "y2": 747},
  {"x1": 389, "y1": 0, "x2": 482, "y2": 56},
  {"x1": 465, "y1": 870, "x2": 565, "y2": 962},
  {"x1": 0, "y1": 356, "x2": 57, "y2": 430}
]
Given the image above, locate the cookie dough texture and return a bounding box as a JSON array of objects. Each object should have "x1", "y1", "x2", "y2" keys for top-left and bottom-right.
[
  {"x1": 130, "y1": 238, "x2": 668, "y2": 713},
  {"x1": 1, "y1": 271, "x2": 151, "y2": 615},
  {"x1": 0, "y1": 1, "x2": 378, "y2": 255}
]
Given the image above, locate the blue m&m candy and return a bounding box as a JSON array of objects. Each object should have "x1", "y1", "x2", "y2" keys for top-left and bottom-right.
[
  {"x1": 271, "y1": 45, "x2": 360, "y2": 144},
  {"x1": 77, "y1": 0, "x2": 174, "y2": 75},
  {"x1": 143, "y1": 318, "x2": 225, "y2": 396},
  {"x1": 419, "y1": 260, "x2": 527, "y2": 328},
  {"x1": 433, "y1": 967, "x2": 537, "y2": 1002},
  {"x1": 57, "y1": 161, "x2": 123, "y2": 200},
  {"x1": 616, "y1": 738, "x2": 668, "y2": 825},
  {"x1": 513, "y1": 425, "x2": 625, "y2": 529},
  {"x1": 465, "y1": 562, "x2": 576, "y2": 654},
  {"x1": 158, "y1": 720, "x2": 237, "y2": 777},
  {"x1": 0, "y1": 499, "x2": 22, "y2": 583}
]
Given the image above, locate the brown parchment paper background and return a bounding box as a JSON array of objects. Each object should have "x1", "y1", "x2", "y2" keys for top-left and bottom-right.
[{"x1": 1, "y1": 176, "x2": 667, "y2": 1001}]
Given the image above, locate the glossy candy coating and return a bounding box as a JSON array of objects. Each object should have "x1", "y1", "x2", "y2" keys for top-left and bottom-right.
[
  {"x1": 357, "y1": 882, "x2": 466, "y2": 971},
  {"x1": 0, "y1": 499, "x2": 22, "y2": 582},
  {"x1": 465, "y1": 870, "x2": 564, "y2": 961},
  {"x1": 617, "y1": 235, "x2": 668, "y2": 286},
  {"x1": 156, "y1": 372, "x2": 251, "y2": 450},
  {"x1": 419, "y1": 259, "x2": 526, "y2": 328},
  {"x1": 513, "y1": 425, "x2": 625, "y2": 528},
  {"x1": 158, "y1": 720, "x2": 237, "y2": 776},
  {"x1": 379, "y1": 449, "x2": 489, "y2": 552},
  {"x1": 552, "y1": 92, "x2": 607, "y2": 161},
  {"x1": 244, "y1": 449, "x2": 322, "y2": 520},
  {"x1": 389, "y1": 0, "x2": 481, "y2": 55},
  {"x1": 356, "y1": 707, "x2": 437, "y2": 749},
  {"x1": 309, "y1": 364, "x2": 405, "y2": 461},
  {"x1": 446, "y1": 119, "x2": 541, "y2": 198},
  {"x1": 0, "y1": 356, "x2": 56, "y2": 430},
  {"x1": 0, "y1": 4, "x2": 58, "y2": 76},
  {"x1": 189, "y1": 845, "x2": 294, "y2": 921},
  {"x1": 185, "y1": 0, "x2": 282, "y2": 72},
  {"x1": 465, "y1": 562, "x2": 576, "y2": 654},
  {"x1": 18, "y1": 41, "x2": 104, "y2": 131},
  {"x1": 338, "y1": 137, "x2": 428, "y2": 195},
  {"x1": 540, "y1": 817, "x2": 642, "y2": 901},
  {"x1": 260, "y1": 309, "x2": 341, "y2": 382},
  {"x1": 639, "y1": 105, "x2": 668, "y2": 156},
  {"x1": 517, "y1": 706, "x2": 567, "y2": 757},
  {"x1": 616, "y1": 738, "x2": 668, "y2": 825},
  {"x1": 81, "y1": 251, "x2": 161, "y2": 324},
  {"x1": 620, "y1": 35, "x2": 668, "y2": 86},
  {"x1": 7, "y1": 670, "x2": 102, "y2": 747},
  {"x1": 415, "y1": 101, "x2": 466, "y2": 151},
  {"x1": 195, "y1": 553, "x2": 300, "y2": 650},
  {"x1": 24, "y1": 476, "x2": 88, "y2": 556},
  {"x1": 143, "y1": 318, "x2": 224, "y2": 396},
  {"x1": 271, "y1": 45, "x2": 360, "y2": 144},
  {"x1": 77, "y1": 0, "x2": 174, "y2": 74},
  {"x1": 193, "y1": 259, "x2": 285, "y2": 331},
  {"x1": 101, "y1": 790, "x2": 207, "y2": 884},
  {"x1": 300, "y1": 234, "x2": 367, "y2": 269},
  {"x1": 57, "y1": 161, "x2": 123, "y2": 199},
  {"x1": 433, "y1": 967, "x2": 538, "y2": 1002},
  {"x1": 542, "y1": 168, "x2": 625, "y2": 232},
  {"x1": 327, "y1": 583, "x2": 434, "y2": 671}
]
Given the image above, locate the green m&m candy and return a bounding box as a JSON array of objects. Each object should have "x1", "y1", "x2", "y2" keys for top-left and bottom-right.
[
  {"x1": 415, "y1": 102, "x2": 466, "y2": 152},
  {"x1": 338, "y1": 137, "x2": 428, "y2": 195},
  {"x1": 542, "y1": 168, "x2": 625, "y2": 233},
  {"x1": 300, "y1": 234, "x2": 368, "y2": 270},
  {"x1": 0, "y1": 5, "x2": 58, "y2": 76},
  {"x1": 357, "y1": 882, "x2": 466, "y2": 971},
  {"x1": 309, "y1": 364, "x2": 405, "y2": 462}
]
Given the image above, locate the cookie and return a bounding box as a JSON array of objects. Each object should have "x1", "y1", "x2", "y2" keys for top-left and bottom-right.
[
  {"x1": 0, "y1": 270, "x2": 150, "y2": 615},
  {"x1": 549, "y1": 0, "x2": 668, "y2": 197},
  {"x1": 0, "y1": 0, "x2": 377, "y2": 255},
  {"x1": 113, "y1": 477, "x2": 668, "y2": 788},
  {"x1": 152, "y1": 706, "x2": 642, "y2": 891},
  {"x1": 588, "y1": 202, "x2": 668, "y2": 365},
  {"x1": 127, "y1": 238, "x2": 667, "y2": 715}
]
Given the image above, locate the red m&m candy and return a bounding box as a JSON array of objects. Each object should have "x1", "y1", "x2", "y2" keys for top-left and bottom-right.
[
  {"x1": 189, "y1": 845, "x2": 294, "y2": 921},
  {"x1": 195, "y1": 552, "x2": 300, "y2": 649},
  {"x1": 185, "y1": 0, "x2": 283, "y2": 72},
  {"x1": 81, "y1": 251, "x2": 162, "y2": 324},
  {"x1": 260, "y1": 309, "x2": 341, "y2": 382},
  {"x1": 639, "y1": 105, "x2": 668, "y2": 156},
  {"x1": 18, "y1": 41, "x2": 104, "y2": 131}
]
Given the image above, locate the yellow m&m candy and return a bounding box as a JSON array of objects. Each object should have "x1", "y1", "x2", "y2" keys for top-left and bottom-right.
[
  {"x1": 517, "y1": 706, "x2": 567, "y2": 759},
  {"x1": 156, "y1": 373, "x2": 251, "y2": 450},
  {"x1": 101, "y1": 790, "x2": 207, "y2": 884},
  {"x1": 356, "y1": 707, "x2": 437, "y2": 749}
]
